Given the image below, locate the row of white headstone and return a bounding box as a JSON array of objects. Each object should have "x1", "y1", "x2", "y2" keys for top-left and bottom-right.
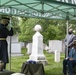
[
  {"x1": 26, "y1": 40, "x2": 64, "y2": 63},
  {"x1": 26, "y1": 40, "x2": 64, "y2": 54},
  {"x1": 7, "y1": 25, "x2": 65, "y2": 64}
]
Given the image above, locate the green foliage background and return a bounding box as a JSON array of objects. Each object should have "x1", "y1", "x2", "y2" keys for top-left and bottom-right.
[
  {"x1": 11, "y1": 17, "x2": 76, "y2": 44},
  {"x1": 18, "y1": 18, "x2": 69, "y2": 44}
]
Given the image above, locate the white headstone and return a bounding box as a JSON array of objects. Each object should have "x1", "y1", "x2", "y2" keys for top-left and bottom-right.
[
  {"x1": 7, "y1": 35, "x2": 23, "y2": 56},
  {"x1": 55, "y1": 50, "x2": 60, "y2": 62},
  {"x1": 7, "y1": 35, "x2": 18, "y2": 42},
  {"x1": 8, "y1": 42, "x2": 23, "y2": 56},
  {"x1": 48, "y1": 40, "x2": 62, "y2": 53},
  {"x1": 28, "y1": 24, "x2": 47, "y2": 65},
  {"x1": 26, "y1": 43, "x2": 32, "y2": 54}
]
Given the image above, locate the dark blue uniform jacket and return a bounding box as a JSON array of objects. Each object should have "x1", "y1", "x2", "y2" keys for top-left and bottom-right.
[{"x1": 0, "y1": 24, "x2": 13, "y2": 63}]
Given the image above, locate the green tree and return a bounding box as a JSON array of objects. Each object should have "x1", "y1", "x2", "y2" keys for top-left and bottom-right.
[
  {"x1": 11, "y1": 16, "x2": 20, "y2": 34},
  {"x1": 19, "y1": 18, "x2": 67, "y2": 44},
  {"x1": 19, "y1": 18, "x2": 39, "y2": 42}
]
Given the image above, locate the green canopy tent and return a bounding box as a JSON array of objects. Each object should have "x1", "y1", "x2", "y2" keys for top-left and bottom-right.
[
  {"x1": 0, "y1": 0, "x2": 76, "y2": 70},
  {"x1": 0, "y1": 0, "x2": 76, "y2": 20}
]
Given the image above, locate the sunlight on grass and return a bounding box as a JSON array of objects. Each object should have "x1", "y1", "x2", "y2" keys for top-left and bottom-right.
[{"x1": 6, "y1": 48, "x2": 65, "y2": 75}]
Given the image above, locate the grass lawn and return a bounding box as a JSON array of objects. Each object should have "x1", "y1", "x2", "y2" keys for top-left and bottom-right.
[{"x1": 6, "y1": 48, "x2": 65, "y2": 75}]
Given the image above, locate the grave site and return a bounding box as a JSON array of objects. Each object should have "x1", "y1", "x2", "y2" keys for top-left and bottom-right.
[{"x1": 0, "y1": 0, "x2": 76, "y2": 75}]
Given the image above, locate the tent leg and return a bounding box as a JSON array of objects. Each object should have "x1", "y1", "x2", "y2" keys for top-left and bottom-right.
[
  {"x1": 9, "y1": 36, "x2": 11, "y2": 71},
  {"x1": 65, "y1": 20, "x2": 69, "y2": 58},
  {"x1": 9, "y1": 16, "x2": 12, "y2": 71}
]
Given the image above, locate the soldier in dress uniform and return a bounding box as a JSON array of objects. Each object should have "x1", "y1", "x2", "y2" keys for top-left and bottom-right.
[{"x1": 0, "y1": 16, "x2": 13, "y2": 69}]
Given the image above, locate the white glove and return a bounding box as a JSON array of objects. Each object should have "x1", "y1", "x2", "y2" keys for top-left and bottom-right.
[{"x1": 7, "y1": 24, "x2": 12, "y2": 31}]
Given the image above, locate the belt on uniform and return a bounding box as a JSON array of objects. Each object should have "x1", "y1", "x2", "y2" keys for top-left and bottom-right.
[{"x1": 0, "y1": 38, "x2": 6, "y2": 40}]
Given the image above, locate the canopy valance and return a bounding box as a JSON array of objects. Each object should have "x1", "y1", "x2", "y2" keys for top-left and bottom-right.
[{"x1": 0, "y1": 0, "x2": 76, "y2": 20}]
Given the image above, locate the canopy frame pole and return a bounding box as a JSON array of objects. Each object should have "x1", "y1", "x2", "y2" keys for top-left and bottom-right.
[
  {"x1": 9, "y1": 7, "x2": 13, "y2": 71},
  {"x1": 66, "y1": 20, "x2": 69, "y2": 58},
  {"x1": 65, "y1": 12, "x2": 69, "y2": 58},
  {"x1": 9, "y1": 16, "x2": 12, "y2": 71}
]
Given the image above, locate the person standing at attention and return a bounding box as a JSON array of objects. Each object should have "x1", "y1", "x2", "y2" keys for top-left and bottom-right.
[
  {"x1": 0, "y1": 16, "x2": 13, "y2": 69},
  {"x1": 64, "y1": 28, "x2": 75, "y2": 57}
]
